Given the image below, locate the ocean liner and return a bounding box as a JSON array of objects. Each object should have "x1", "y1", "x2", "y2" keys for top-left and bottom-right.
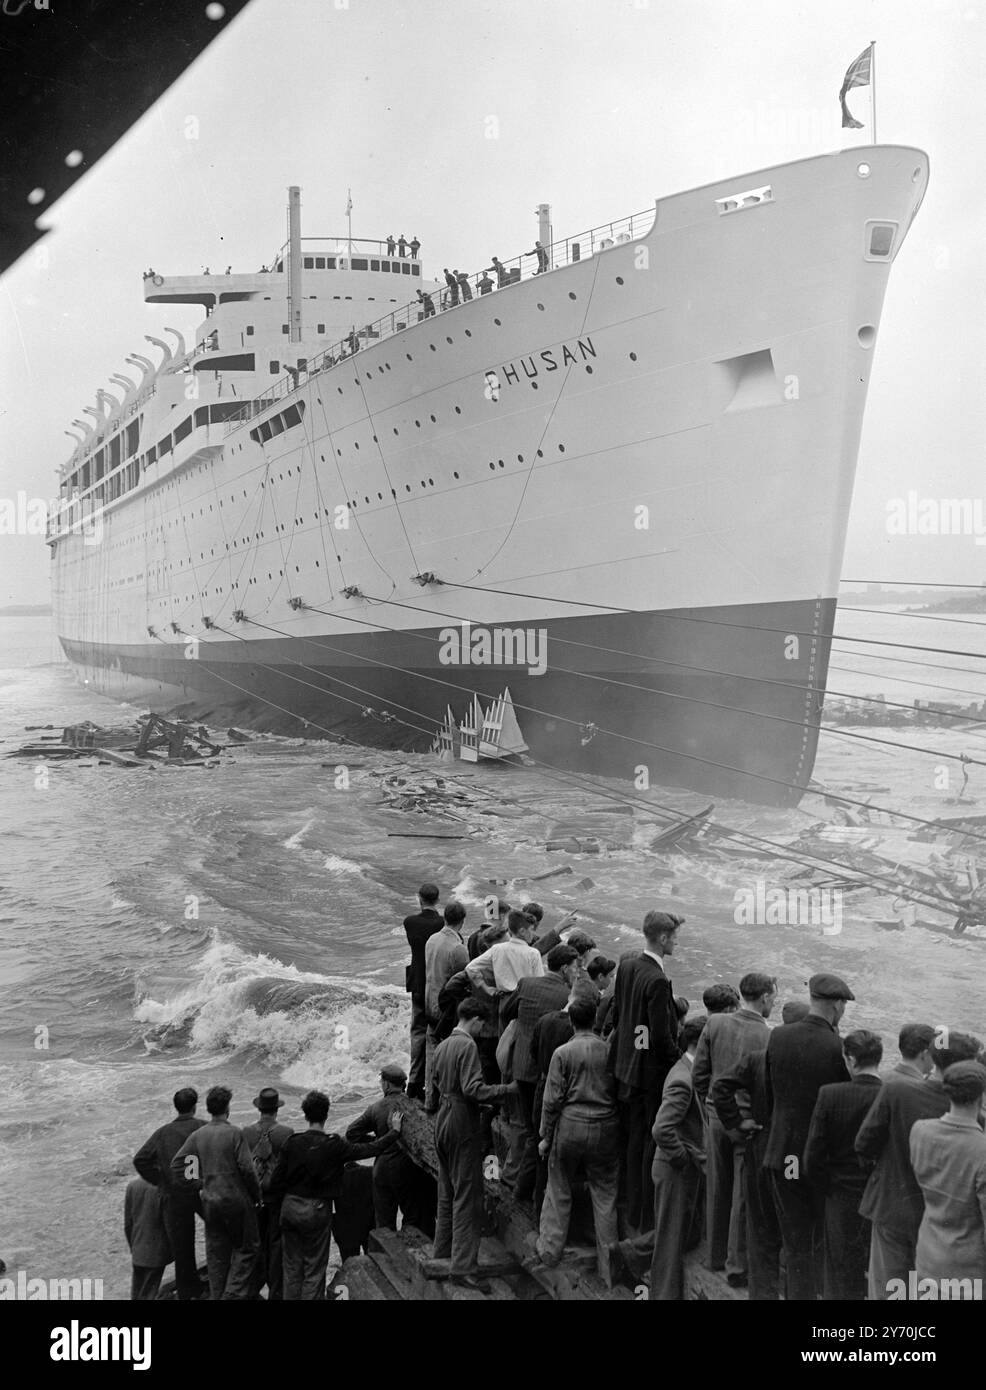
[{"x1": 48, "y1": 147, "x2": 928, "y2": 804}]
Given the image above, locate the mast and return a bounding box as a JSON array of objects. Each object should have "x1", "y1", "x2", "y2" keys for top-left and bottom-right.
[
  {"x1": 870, "y1": 40, "x2": 877, "y2": 143},
  {"x1": 288, "y1": 185, "x2": 303, "y2": 345}
]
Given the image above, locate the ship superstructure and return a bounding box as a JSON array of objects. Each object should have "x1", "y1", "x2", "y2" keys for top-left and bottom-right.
[{"x1": 48, "y1": 150, "x2": 928, "y2": 804}]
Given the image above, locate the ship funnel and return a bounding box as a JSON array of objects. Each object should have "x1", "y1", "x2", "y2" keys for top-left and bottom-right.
[{"x1": 288, "y1": 185, "x2": 303, "y2": 344}]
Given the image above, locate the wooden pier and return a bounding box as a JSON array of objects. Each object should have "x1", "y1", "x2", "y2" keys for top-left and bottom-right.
[{"x1": 328, "y1": 1096, "x2": 743, "y2": 1302}]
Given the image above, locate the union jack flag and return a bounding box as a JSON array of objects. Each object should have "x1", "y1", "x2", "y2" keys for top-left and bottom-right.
[{"x1": 840, "y1": 45, "x2": 872, "y2": 129}]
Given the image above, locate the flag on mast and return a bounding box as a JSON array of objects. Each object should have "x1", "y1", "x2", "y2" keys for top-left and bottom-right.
[
  {"x1": 839, "y1": 45, "x2": 872, "y2": 129},
  {"x1": 345, "y1": 189, "x2": 353, "y2": 216}
]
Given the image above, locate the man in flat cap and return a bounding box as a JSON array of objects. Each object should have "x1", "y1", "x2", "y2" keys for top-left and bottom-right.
[
  {"x1": 243, "y1": 1087, "x2": 293, "y2": 1299},
  {"x1": 346, "y1": 1063, "x2": 436, "y2": 1235},
  {"x1": 762, "y1": 973, "x2": 853, "y2": 1301}
]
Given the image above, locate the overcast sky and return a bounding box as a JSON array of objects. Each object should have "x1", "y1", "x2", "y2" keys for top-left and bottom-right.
[{"x1": 2, "y1": 0, "x2": 984, "y2": 605}]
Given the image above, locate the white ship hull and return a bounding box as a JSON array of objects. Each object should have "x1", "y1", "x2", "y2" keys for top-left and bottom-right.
[{"x1": 50, "y1": 146, "x2": 928, "y2": 803}]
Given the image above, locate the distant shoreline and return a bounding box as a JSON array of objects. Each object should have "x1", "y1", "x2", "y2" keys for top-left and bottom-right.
[
  {"x1": 0, "y1": 605, "x2": 52, "y2": 617},
  {"x1": 840, "y1": 588, "x2": 986, "y2": 614}
]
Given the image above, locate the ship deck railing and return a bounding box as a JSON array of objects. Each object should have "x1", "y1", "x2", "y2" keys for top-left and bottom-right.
[{"x1": 223, "y1": 204, "x2": 655, "y2": 434}]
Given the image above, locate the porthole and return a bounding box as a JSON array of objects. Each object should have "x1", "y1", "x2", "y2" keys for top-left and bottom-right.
[
  {"x1": 537, "y1": 303, "x2": 545, "y2": 311},
  {"x1": 406, "y1": 353, "x2": 412, "y2": 361},
  {"x1": 857, "y1": 162, "x2": 871, "y2": 178},
  {"x1": 405, "y1": 484, "x2": 411, "y2": 492},
  {"x1": 568, "y1": 292, "x2": 577, "y2": 300},
  {"x1": 488, "y1": 462, "x2": 495, "y2": 470},
  {"x1": 393, "y1": 427, "x2": 399, "y2": 435},
  {"x1": 446, "y1": 336, "x2": 452, "y2": 344},
  {"x1": 531, "y1": 381, "x2": 539, "y2": 389},
  {"x1": 430, "y1": 414, "x2": 436, "y2": 422},
  {"x1": 517, "y1": 454, "x2": 523, "y2": 462},
  {"x1": 372, "y1": 434, "x2": 378, "y2": 442},
  {"x1": 429, "y1": 344, "x2": 436, "y2": 352},
  {"x1": 616, "y1": 276, "x2": 624, "y2": 285},
  {"x1": 454, "y1": 406, "x2": 461, "y2": 414},
  {"x1": 536, "y1": 449, "x2": 543, "y2": 458},
  {"x1": 337, "y1": 387, "x2": 343, "y2": 394},
  {"x1": 428, "y1": 477, "x2": 434, "y2": 485},
  {"x1": 415, "y1": 420, "x2": 421, "y2": 428},
  {"x1": 493, "y1": 318, "x2": 501, "y2": 326},
  {"x1": 465, "y1": 329, "x2": 472, "y2": 338},
  {"x1": 585, "y1": 365, "x2": 593, "y2": 373},
  {"x1": 629, "y1": 351, "x2": 638, "y2": 361},
  {"x1": 558, "y1": 444, "x2": 566, "y2": 453},
  {"x1": 453, "y1": 471, "x2": 459, "y2": 479}
]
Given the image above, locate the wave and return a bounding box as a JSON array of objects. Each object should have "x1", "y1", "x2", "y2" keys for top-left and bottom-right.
[{"x1": 134, "y1": 938, "x2": 409, "y2": 1095}]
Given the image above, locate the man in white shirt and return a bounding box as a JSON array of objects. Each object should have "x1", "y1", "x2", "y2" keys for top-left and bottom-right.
[
  {"x1": 424, "y1": 902, "x2": 469, "y2": 1107},
  {"x1": 467, "y1": 910, "x2": 545, "y2": 997}
]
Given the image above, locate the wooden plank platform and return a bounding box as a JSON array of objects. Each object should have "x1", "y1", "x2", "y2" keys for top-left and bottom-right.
[{"x1": 333, "y1": 1097, "x2": 745, "y2": 1301}]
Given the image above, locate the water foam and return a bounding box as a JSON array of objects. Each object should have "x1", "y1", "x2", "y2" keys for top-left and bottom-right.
[
  {"x1": 282, "y1": 818, "x2": 315, "y2": 850},
  {"x1": 322, "y1": 854, "x2": 365, "y2": 876},
  {"x1": 134, "y1": 937, "x2": 409, "y2": 1094}
]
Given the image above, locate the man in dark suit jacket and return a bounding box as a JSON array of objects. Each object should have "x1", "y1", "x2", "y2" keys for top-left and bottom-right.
[
  {"x1": 133, "y1": 1087, "x2": 206, "y2": 1301},
  {"x1": 762, "y1": 973, "x2": 853, "y2": 1301},
  {"x1": 855, "y1": 1026, "x2": 980, "y2": 1299},
  {"x1": 500, "y1": 944, "x2": 579, "y2": 1202},
  {"x1": 712, "y1": 999, "x2": 809, "y2": 1300},
  {"x1": 649, "y1": 1015, "x2": 707, "y2": 1300},
  {"x1": 804, "y1": 1029, "x2": 883, "y2": 1299},
  {"x1": 608, "y1": 911, "x2": 683, "y2": 1233},
  {"x1": 402, "y1": 883, "x2": 443, "y2": 1099}
]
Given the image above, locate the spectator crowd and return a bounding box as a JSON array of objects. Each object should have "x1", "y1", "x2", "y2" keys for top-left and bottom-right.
[{"x1": 123, "y1": 884, "x2": 986, "y2": 1301}]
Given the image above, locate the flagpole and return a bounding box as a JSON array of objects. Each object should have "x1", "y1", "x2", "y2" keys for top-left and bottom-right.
[
  {"x1": 347, "y1": 187, "x2": 353, "y2": 260},
  {"x1": 870, "y1": 40, "x2": 877, "y2": 143}
]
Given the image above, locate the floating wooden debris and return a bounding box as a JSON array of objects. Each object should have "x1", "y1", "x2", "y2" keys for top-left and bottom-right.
[
  {"x1": 135, "y1": 714, "x2": 222, "y2": 763},
  {"x1": 459, "y1": 695, "x2": 482, "y2": 762},
  {"x1": 648, "y1": 804, "x2": 715, "y2": 851},
  {"x1": 432, "y1": 706, "x2": 457, "y2": 760},
  {"x1": 479, "y1": 687, "x2": 528, "y2": 758},
  {"x1": 6, "y1": 714, "x2": 228, "y2": 768}
]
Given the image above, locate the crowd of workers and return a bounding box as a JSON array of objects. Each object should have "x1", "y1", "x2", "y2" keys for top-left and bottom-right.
[{"x1": 122, "y1": 885, "x2": 986, "y2": 1302}]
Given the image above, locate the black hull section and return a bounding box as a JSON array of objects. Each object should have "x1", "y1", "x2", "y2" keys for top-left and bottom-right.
[{"x1": 60, "y1": 598, "x2": 835, "y2": 807}]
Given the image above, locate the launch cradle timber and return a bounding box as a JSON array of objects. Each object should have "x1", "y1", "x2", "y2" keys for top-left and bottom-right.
[{"x1": 48, "y1": 149, "x2": 928, "y2": 805}]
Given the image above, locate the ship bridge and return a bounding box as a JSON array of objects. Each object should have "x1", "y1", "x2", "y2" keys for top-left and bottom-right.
[{"x1": 143, "y1": 237, "x2": 423, "y2": 309}]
